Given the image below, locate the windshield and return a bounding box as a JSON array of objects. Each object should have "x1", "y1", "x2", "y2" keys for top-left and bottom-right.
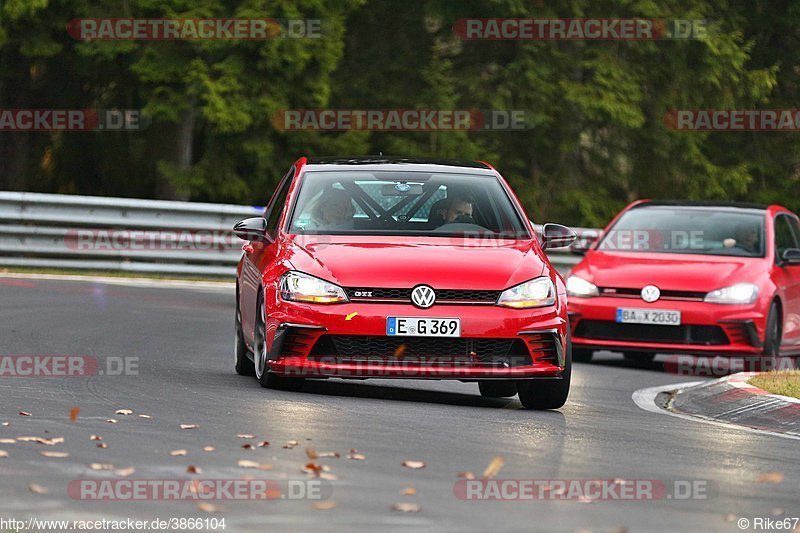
[
  {"x1": 287, "y1": 171, "x2": 529, "y2": 238},
  {"x1": 597, "y1": 206, "x2": 766, "y2": 257}
]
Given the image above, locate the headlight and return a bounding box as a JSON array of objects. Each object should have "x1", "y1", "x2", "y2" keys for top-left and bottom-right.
[
  {"x1": 496, "y1": 277, "x2": 555, "y2": 309},
  {"x1": 704, "y1": 283, "x2": 759, "y2": 305},
  {"x1": 279, "y1": 271, "x2": 349, "y2": 304},
  {"x1": 566, "y1": 275, "x2": 599, "y2": 298}
]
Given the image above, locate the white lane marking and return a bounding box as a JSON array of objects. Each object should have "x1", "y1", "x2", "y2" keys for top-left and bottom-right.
[
  {"x1": 631, "y1": 382, "x2": 800, "y2": 441},
  {"x1": 0, "y1": 273, "x2": 233, "y2": 290}
]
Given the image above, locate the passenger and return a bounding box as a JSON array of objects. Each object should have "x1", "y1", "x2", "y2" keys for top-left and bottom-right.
[{"x1": 307, "y1": 188, "x2": 356, "y2": 230}]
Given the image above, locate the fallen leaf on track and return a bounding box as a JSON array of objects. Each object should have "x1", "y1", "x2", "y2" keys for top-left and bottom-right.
[
  {"x1": 197, "y1": 503, "x2": 222, "y2": 513},
  {"x1": 347, "y1": 449, "x2": 365, "y2": 460},
  {"x1": 313, "y1": 500, "x2": 337, "y2": 510},
  {"x1": 97, "y1": 443, "x2": 108, "y2": 449},
  {"x1": 170, "y1": 450, "x2": 187, "y2": 456},
  {"x1": 306, "y1": 448, "x2": 318, "y2": 459},
  {"x1": 90, "y1": 435, "x2": 102, "y2": 441},
  {"x1": 138, "y1": 414, "x2": 152, "y2": 419},
  {"x1": 17, "y1": 436, "x2": 64, "y2": 446},
  {"x1": 257, "y1": 441, "x2": 269, "y2": 447},
  {"x1": 106, "y1": 419, "x2": 118, "y2": 424},
  {"x1": 402, "y1": 460, "x2": 425, "y2": 469},
  {"x1": 241, "y1": 444, "x2": 254, "y2": 450},
  {"x1": 19, "y1": 412, "x2": 31, "y2": 417},
  {"x1": 1, "y1": 422, "x2": 9, "y2": 426},
  {"x1": 391, "y1": 502, "x2": 421, "y2": 513},
  {"x1": 186, "y1": 465, "x2": 202, "y2": 474},
  {"x1": 115, "y1": 467, "x2": 135, "y2": 477},
  {"x1": 318, "y1": 451, "x2": 340, "y2": 458},
  {"x1": 401, "y1": 487, "x2": 417, "y2": 495},
  {"x1": 69, "y1": 407, "x2": 80, "y2": 422},
  {"x1": 237, "y1": 434, "x2": 255, "y2": 439},
  {"x1": 757, "y1": 472, "x2": 784, "y2": 484},
  {"x1": 302, "y1": 462, "x2": 324, "y2": 476},
  {"x1": 29, "y1": 483, "x2": 48, "y2": 494},
  {"x1": 283, "y1": 440, "x2": 299, "y2": 449},
  {"x1": 203, "y1": 446, "x2": 215, "y2": 452},
  {"x1": 115, "y1": 409, "x2": 133, "y2": 415},
  {"x1": 0, "y1": 450, "x2": 7, "y2": 457},
  {"x1": 180, "y1": 424, "x2": 198, "y2": 430},
  {"x1": 0, "y1": 438, "x2": 15, "y2": 444},
  {"x1": 457, "y1": 471, "x2": 475, "y2": 480},
  {"x1": 89, "y1": 463, "x2": 114, "y2": 471},
  {"x1": 41, "y1": 451, "x2": 69, "y2": 458},
  {"x1": 482, "y1": 456, "x2": 505, "y2": 480},
  {"x1": 237, "y1": 459, "x2": 272, "y2": 470}
]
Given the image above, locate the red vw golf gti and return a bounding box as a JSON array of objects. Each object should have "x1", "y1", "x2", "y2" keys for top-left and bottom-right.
[
  {"x1": 233, "y1": 157, "x2": 576, "y2": 409},
  {"x1": 567, "y1": 201, "x2": 800, "y2": 363}
]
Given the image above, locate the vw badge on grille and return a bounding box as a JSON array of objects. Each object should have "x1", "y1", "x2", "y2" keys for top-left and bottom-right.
[
  {"x1": 640, "y1": 285, "x2": 661, "y2": 303},
  {"x1": 410, "y1": 285, "x2": 436, "y2": 308}
]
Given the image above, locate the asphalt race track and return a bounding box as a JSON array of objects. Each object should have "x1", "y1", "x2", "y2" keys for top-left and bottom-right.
[{"x1": 1, "y1": 277, "x2": 798, "y2": 532}]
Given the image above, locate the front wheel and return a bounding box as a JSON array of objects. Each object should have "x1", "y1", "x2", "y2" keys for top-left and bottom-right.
[
  {"x1": 254, "y1": 290, "x2": 304, "y2": 391},
  {"x1": 517, "y1": 332, "x2": 572, "y2": 410},
  {"x1": 235, "y1": 307, "x2": 255, "y2": 376},
  {"x1": 761, "y1": 301, "x2": 782, "y2": 371}
]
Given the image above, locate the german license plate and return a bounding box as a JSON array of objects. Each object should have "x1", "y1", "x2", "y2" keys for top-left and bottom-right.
[
  {"x1": 386, "y1": 317, "x2": 461, "y2": 337},
  {"x1": 615, "y1": 308, "x2": 681, "y2": 326}
]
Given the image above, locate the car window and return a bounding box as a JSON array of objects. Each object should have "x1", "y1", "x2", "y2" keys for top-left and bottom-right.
[
  {"x1": 597, "y1": 206, "x2": 766, "y2": 257},
  {"x1": 265, "y1": 168, "x2": 294, "y2": 237},
  {"x1": 287, "y1": 171, "x2": 528, "y2": 239},
  {"x1": 774, "y1": 214, "x2": 800, "y2": 260}
]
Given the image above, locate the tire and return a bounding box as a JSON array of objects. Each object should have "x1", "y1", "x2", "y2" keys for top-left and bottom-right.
[
  {"x1": 572, "y1": 348, "x2": 593, "y2": 363},
  {"x1": 478, "y1": 381, "x2": 518, "y2": 398},
  {"x1": 761, "y1": 301, "x2": 782, "y2": 372},
  {"x1": 623, "y1": 351, "x2": 656, "y2": 363},
  {"x1": 235, "y1": 305, "x2": 255, "y2": 376},
  {"x1": 254, "y1": 289, "x2": 304, "y2": 391},
  {"x1": 517, "y1": 330, "x2": 572, "y2": 410}
]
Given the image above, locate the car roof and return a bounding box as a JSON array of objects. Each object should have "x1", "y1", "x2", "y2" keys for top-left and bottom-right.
[
  {"x1": 632, "y1": 200, "x2": 768, "y2": 214},
  {"x1": 302, "y1": 156, "x2": 495, "y2": 174}
]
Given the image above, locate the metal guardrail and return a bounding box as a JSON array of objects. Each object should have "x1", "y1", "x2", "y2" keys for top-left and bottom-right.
[{"x1": 0, "y1": 191, "x2": 592, "y2": 277}]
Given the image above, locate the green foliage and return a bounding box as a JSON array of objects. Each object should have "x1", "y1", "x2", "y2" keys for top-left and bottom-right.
[{"x1": 0, "y1": 0, "x2": 797, "y2": 226}]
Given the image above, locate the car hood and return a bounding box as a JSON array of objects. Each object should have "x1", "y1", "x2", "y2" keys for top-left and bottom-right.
[
  {"x1": 284, "y1": 235, "x2": 545, "y2": 290},
  {"x1": 573, "y1": 250, "x2": 765, "y2": 291}
]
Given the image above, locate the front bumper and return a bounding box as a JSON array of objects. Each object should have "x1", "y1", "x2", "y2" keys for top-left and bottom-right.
[
  {"x1": 264, "y1": 298, "x2": 569, "y2": 379},
  {"x1": 569, "y1": 296, "x2": 767, "y2": 355}
]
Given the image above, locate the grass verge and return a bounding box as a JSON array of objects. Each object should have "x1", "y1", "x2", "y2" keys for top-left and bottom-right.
[{"x1": 748, "y1": 370, "x2": 800, "y2": 399}]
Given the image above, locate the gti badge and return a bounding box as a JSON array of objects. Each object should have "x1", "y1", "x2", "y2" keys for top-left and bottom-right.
[
  {"x1": 641, "y1": 285, "x2": 661, "y2": 303},
  {"x1": 410, "y1": 285, "x2": 436, "y2": 308}
]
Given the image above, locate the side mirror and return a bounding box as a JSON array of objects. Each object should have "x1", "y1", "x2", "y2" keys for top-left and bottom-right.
[
  {"x1": 781, "y1": 248, "x2": 800, "y2": 265},
  {"x1": 233, "y1": 217, "x2": 271, "y2": 242},
  {"x1": 541, "y1": 223, "x2": 577, "y2": 250}
]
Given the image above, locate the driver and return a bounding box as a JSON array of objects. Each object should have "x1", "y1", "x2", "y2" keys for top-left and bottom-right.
[
  {"x1": 440, "y1": 195, "x2": 474, "y2": 225},
  {"x1": 724, "y1": 225, "x2": 760, "y2": 253}
]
